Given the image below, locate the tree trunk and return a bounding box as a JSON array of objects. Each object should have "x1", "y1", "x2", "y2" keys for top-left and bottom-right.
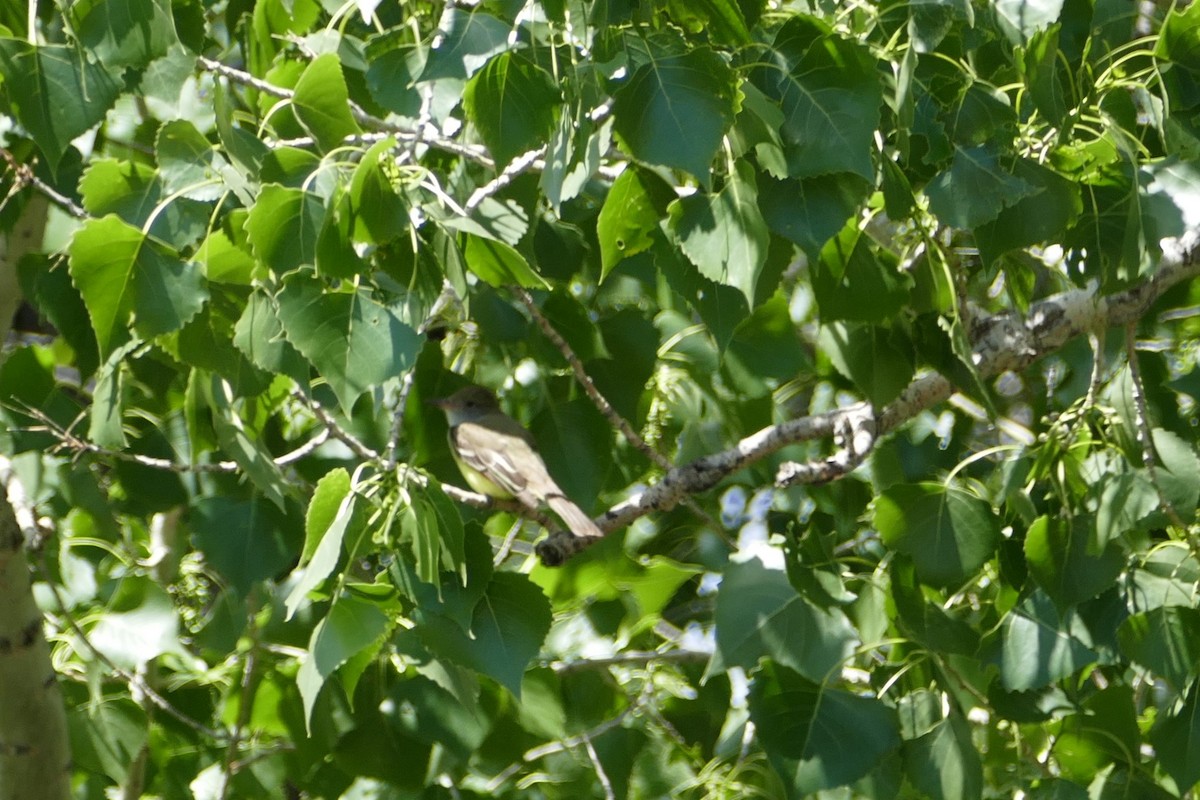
[{"x1": 0, "y1": 495, "x2": 70, "y2": 800}]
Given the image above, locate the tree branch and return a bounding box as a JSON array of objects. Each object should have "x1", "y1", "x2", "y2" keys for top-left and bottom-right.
[{"x1": 535, "y1": 232, "x2": 1200, "y2": 565}]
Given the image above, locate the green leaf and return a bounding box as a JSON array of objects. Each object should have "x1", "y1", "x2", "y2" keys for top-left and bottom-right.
[
  {"x1": 925, "y1": 145, "x2": 1038, "y2": 229},
  {"x1": 1150, "y1": 428, "x2": 1200, "y2": 525},
  {"x1": 817, "y1": 321, "x2": 914, "y2": 407},
  {"x1": 1052, "y1": 686, "x2": 1141, "y2": 783},
  {"x1": 874, "y1": 483, "x2": 1000, "y2": 588},
  {"x1": 531, "y1": 397, "x2": 611, "y2": 510},
  {"x1": 463, "y1": 52, "x2": 559, "y2": 166},
  {"x1": 976, "y1": 159, "x2": 1082, "y2": 264},
  {"x1": 402, "y1": 500, "x2": 439, "y2": 587},
  {"x1": 156, "y1": 119, "x2": 232, "y2": 202},
  {"x1": 68, "y1": 215, "x2": 209, "y2": 357},
  {"x1": 274, "y1": 275, "x2": 423, "y2": 413},
  {"x1": 1024, "y1": 515, "x2": 1125, "y2": 609},
  {"x1": 1128, "y1": 546, "x2": 1200, "y2": 612},
  {"x1": 297, "y1": 594, "x2": 390, "y2": 730},
  {"x1": 232, "y1": 289, "x2": 310, "y2": 383},
  {"x1": 891, "y1": 560, "x2": 980, "y2": 656},
  {"x1": 286, "y1": 486, "x2": 358, "y2": 620},
  {"x1": 758, "y1": 23, "x2": 881, "y2": 179},
  {"x1": 596, "y1": 166, "x2": 675, "y2": 278},
  {"x1": 68, "y1": 0, "x2": 176, "y2": 69},
  {"x1": 418, "y1": 572, "x2": 551, "y2": 696},
  {"x1": 988, "y1": 591, "x2": 1099, "y2": 691},
  {"x1": 67, "y1": 699, "x2": 147, "y2": 785},
  {"x1": 365, "y1": 41, "x2": 424, "y2": 116},
  {"x1": 0, "y1": 41, "x2": 121, "y2": 167},
  {"x1": 665, "y1": 0, "x2": 752, "y2": 46},
  {"x1": 78, "y1": 158, "x2": 211, "y2": 247},
  {"x1": 668, "y1": 161, "x2": 769, "y2": 306},
  {"x1": 714, "y1": 555, "x2": 858, "y2": 682},
  {"x1": 291, "y1": 53, "x2": 362, "y2": 152},
  {"x1": 1096, "y1": 469, "x2": 1159, "y2": 546},
  {"x1": 418, "y1": 8, "x2": 509, "y2": 81},
  {"x1": 89, "y1": 583, "x2": 181, "y2": 670},
  {"x1": 811, "y1": 225, "x2": 911, "y2": 322},
  {"x1": 89, "y1": 342, "x2": 137, "y2": 450},
  {"x1": 903, "y1": 714, "x2": 983, "y2": 800},
  {"x1": 302, "y1": 468, "x2": 352, "y2": 565},
  {"x1": 1021, "y1": 25, "x2": 1068, "y2": 125},
  {"x1": 190, "y1": 496, "x2": 296, "y2": 595},
  {"x1": 207, "y1": 375, "x2": 292, "y2": 510},
  {"x1": 656, "y1": 242, "x2": 750, "y2": 354},
  {"x1": 749, "y1": 662, "x2": 900, "y2": 795},
  {"x1": 393, "y1": 524, "x2": 492, "y2": 633},
  {"x1": 462, "y1": 234, "x2": 550, "y2": 288},
  {"x1": 611, "y1": 48, "x2": 739, "y2": 185},
  {"x1": 347, "y1": 138, "x2": 406, "y2": 245},
  {"x1": 994, "y1": 0, "x2": 1065, "y2": 42},
  {"x1": 387, "y1": 676, "x2": 492, "y2": 760},
  {"x1": 1156, "y1": 2, "x2": 1200, "y2": 70},
  {"x1": 244, "y1": 184, "x2": 325, "y2": 273},
  {"x1": 197, "y1": 222, "x2": 259, "y2": 285},
  {"x1": 1117, "y1": 606, "x2": 1200, "y2": 689},
  {"x1": 759, "y1": 173, "x2": 871, "y2": 259},
  {"x1": 1150, "y1": 682, "x2": 1200, "y2": 793}
]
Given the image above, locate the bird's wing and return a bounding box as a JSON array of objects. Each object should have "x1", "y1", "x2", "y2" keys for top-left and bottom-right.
[{"x1": 451, "y1": 421, "x2": 558, "y2": 505}]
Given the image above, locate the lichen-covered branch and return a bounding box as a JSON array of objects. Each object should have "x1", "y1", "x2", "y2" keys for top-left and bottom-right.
[{"x1": 536, "y1": 232, "x2": 1200, "y2": 565}]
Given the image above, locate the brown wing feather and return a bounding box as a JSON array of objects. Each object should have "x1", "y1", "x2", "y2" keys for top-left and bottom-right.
[{"x1": 451, "y1": 421, "x2": 559, "y2": 506}]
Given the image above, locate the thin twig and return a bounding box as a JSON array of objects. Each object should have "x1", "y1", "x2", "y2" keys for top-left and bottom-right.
[
  {"x1": 383, "y1": 372, "x2": 415, "y2": 472},
  {"x1": 493, "y1": 519, "x2": 525, "y2": 566},
  {"x1": 1125, "y1": 323, "x2": 1188, "y2": 530},
  {"x1": 1, "y1": 147, "x2": 88, "y2": 218},
  {"x1": 220, "y1": 593, "x2": 262, "y2": 800},
  {"x1": 513, "y1": 287, "x2": 667, "y2": 471},
  {"x1": 197, "y1": 57, "x2": 493, "y2": 166},
  {"x1": 512, "y1": 288, "x2": 726, "y2": 535},
  {"x1": 548, "y1": 649, "x2": 710, "y2": 672},
  {"x1": 485, "y1": 689, "x2": 646, "y2": 793},
  {"x1": 534, "y1": 234, "x2": 1200, "y2": 564},
  {"x1": 584, "y1": 736, "x2": 616, "y2": 800},
  {"x1": 295, "y1": 391, "x2": 379, "y2": 461},
  {"x1": 465, "y1": 148, "x2": 545, "y2": 212}
]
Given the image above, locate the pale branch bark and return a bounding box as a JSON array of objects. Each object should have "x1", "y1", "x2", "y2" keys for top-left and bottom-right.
[
  {"x1": 196, "y1": 56, "x2": 495, "y2": 168},
  {"x1": 513, "y1": 287, "x2": 671, "y2": 472},
  {"x1": 535, "y1": 231, "x2": 1200, "y2": 565},
  {"x1": 512, "y1": 287, "x2": 726, "y2": 535},
  {"x1": 0, "y1": 485, "x2": 70, "y2": 800},
  {"x1": 1, "y1": 460, "x2": 227, "y2": 743}
]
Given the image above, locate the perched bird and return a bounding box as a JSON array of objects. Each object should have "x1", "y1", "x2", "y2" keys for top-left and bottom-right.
[{"x1": 430, "y1": 385, "x2": 603, "y2": 542}]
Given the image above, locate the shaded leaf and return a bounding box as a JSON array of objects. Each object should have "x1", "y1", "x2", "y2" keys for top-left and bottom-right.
[
  {"x1": 418, "y1": 572, "x2": 551, "y2": 696},
  {"x1": 297, "y1": 594, "x2": 390, "y2": 729},
  {"x1": 464, "y1": 52, "x2": 559, "y2": 166},
  {"x1": 1024, "y1": 515, "x2": 1124, "y2": 609},
  {"x1": 611, "y1": 48, "x2": 739, "y2": 185},
  {"x1": 68, "y1": 215, "x2": 209, "y2": 356},
  {"x1": 292, "y1": 53, "x2": 362, "y2": 152},
  {"x1": 0, "y1": 41, "x2": 121, "y2": 167},
  {"x1": 668, "y1": 161, "x2": 769, "y2": 306},
  {"x1": 874, "y1": 483, "x2": 1000, "y2": 588},
  {"x1": 749, "y1": 662, "x2": 900, "y2": 794},
  {"x1": 714, "y1": 555, "x2": 858, "y2": 681}
]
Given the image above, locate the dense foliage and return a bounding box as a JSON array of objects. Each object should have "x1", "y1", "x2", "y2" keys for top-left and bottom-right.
[{"x1": 2, "y1": 0, "x2": 1200, "y2": 798}]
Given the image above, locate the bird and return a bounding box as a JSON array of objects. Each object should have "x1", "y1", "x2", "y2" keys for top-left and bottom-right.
[{"x1": 429, "y1": 384, "x2": 604, "y2": 543}]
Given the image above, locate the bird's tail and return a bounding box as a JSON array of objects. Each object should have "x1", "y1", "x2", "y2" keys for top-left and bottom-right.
[{"x1": 546, "y1": 495, "x2": 604, "y2": 542}]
